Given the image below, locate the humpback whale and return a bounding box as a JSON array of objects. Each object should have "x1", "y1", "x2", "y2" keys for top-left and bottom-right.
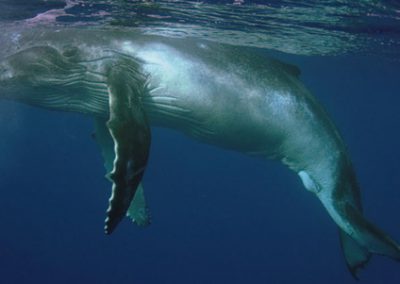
[{"x1": 0, "y1": 27, "x2": 399, "y2": 277}]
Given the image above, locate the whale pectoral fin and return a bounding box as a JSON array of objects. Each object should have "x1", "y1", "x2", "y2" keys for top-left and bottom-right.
[
  {"x1": 127, "y1": 184, "x2": 151, "y2": 227},
  {"x1": 94, "y1": 118, "x2": 151, "y2": 227},
  {"x1": 103, "y1": 68, "x2": 151, "y2": 235},
  {"x1": 339, "y1": 229, "x2": 371, "y2": 279},
  {"x1": 94, "y1": 118, "x2": 115, "y2": 175}
]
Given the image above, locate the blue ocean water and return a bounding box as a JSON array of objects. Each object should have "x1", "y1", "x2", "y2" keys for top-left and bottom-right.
[{"x1": 0, "y1": 1, "x2": 400, "y2": 283}]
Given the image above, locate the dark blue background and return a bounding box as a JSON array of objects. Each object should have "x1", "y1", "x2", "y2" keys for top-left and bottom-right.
[{"x1": 0, "y1": 51, "x2": 399, "y2": 283}]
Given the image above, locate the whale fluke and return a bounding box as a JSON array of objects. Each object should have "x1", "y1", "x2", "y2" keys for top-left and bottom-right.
[
  {"x1": 317, "y1": 186, "x2": 400, "y2": 277},
  {"x1": 339, "y1": 229, "x2": 371, "y2": 279},
  {"x1": 338, "y1": 203, "x2": 400, "y2": 278},
  {"x1": 299, "y1": 167, "x2": 400, "y2": 277},
  {"x1": 341, "y1": 203, "x2": 400, "y2": 260}
]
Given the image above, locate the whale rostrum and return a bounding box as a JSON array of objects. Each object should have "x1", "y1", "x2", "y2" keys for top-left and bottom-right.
[{"x1": 0, "y1": 27, "x2": 399, "y2": 277}]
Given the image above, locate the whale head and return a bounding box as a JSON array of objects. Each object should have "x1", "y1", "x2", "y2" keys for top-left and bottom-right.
[
  {"x1": 0, "y1": 46, "x2": 108, "y2": 116},
  {"x1": 0, "y1": 47, "x2": 71, "y2": 99}
]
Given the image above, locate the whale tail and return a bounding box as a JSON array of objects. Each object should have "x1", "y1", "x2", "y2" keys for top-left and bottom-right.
[
  {"x1": 299, "y1": 167, "x2": 400, "y2": 277},
  {"x1": 318, "y1": 191, "x2": 400, "y2": 277},
  {"x1": 339, "y1": 229, "x2": 371, "y2": 279}
]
